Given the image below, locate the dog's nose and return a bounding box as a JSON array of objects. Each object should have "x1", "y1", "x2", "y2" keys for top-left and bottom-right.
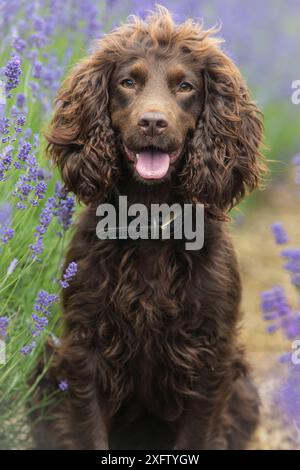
[{"x1": 138, "y1": 112, "x2": 168, "y2": 135}]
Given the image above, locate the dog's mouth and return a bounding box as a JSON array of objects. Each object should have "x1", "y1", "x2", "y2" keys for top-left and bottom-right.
[{"x1": 123, "y1": 145, "x2": 181, "y2": 180}]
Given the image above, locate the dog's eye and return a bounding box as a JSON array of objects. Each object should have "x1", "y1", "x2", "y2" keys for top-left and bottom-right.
[
  {"x1": 178, "y1": 81, "x2": 194, "y2": 92},
  {"x1": 120, "y1": 78, "x2": 136, "y2": 89}
]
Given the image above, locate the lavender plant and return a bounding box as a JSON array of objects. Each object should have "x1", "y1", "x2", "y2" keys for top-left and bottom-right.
[
  {"x1": 261, "y1": 157, "x2": 300, "y2": 431},
  {"x1": 0, "y1": 0, "x2": 110, "y2": 450}
]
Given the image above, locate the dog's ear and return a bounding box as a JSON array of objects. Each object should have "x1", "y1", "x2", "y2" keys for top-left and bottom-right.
[
  {"x1": 180, "y1": 47, "x2": 265, "y2": 218},
  {"x1": 45, "y1": 54, "x2": 119, "y2": 205}
]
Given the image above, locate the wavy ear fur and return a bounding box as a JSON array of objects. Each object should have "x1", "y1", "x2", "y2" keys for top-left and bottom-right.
[
  {"x1": 45, "y1": 55, "x2": 119, "y2": 205},
  {"x1": 180, "y1": 48, "x2": 265, "y2": 218}
]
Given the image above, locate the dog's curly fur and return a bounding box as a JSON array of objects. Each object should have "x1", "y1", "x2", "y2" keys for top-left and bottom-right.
[{"x1": 29, "y1": 7, "x2": 265, "y2": 450}]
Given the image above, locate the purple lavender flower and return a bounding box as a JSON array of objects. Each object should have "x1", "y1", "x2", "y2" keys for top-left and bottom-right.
[
  {"x1": 17, "y1": 141, "x2": 31, "y2": 162},
  {"x1": 20, "y1": 341, "x2": 36, "y2": 356},
  {"x1": 272, "y1": 223, "x2": 288, "y2": 245},
  {"x1": 24, "y1": 128, "x2": 32, "y2": 139},
  {"x1": 281, "y1": 249, "x2": 300, "y2": 286},
  {"x1": 26, "y1": 49, "x2": 38, "y2": 63},
  {"x1": 4, "y1": 55, "x2": 22, "y2": 96},
  {"x1": 33, "y1": 290, "x2": 58, "y2": 316},
  {"x1": 31, "y1": 313, "x2": 48, "y2": 336},
  {"x1": 278, "y1": 352, "x2": 293, "y2": 364},
  {"x1": 0, "y1": 117, "x2": 10, "y2": 136},
  {"x1": 54, "y1": 183, "x2": 75, "y2": 232},
  {"x1": 29, "y1": 236, "x2": 44, "y2": 258},
  {"x1": 261, "y1": 286, "x2": 291, "y2": 318},
  {"x1": 13, "y1": 172, "x2": 36, "y2": 208},
  {"x1": 281, "y1": 313, "x2": 300, "y2": 339},
  {"x1": 29, "y1": 197, "x2": 56, "y2": 259},
  {"x1": 58, "y1": 380, "x2": 69, "y2": 392},
  {"x1": 60, "y1": 262, "x2": 77, "y2": 289},
  {"x1": 16, "y1": 113, "x2": 26, "y2": 127},
  {"x1": 12, "y1": 37, "x2": 26, "y2": 54},
  {"x1": 0, "y1": 316, "x2": 9, "y2": 338},
  {"x1": 34, "y1": 181, "x2": 47, "y2": 200},
  {"x1": 0, "y1": 146, "x2": 13, "y2": 180},
  {"x1": 261, "y1": 286, "x2": 295, "y2": 336},
  {"x1": 0, "y1": 202, "x2": 14, "y2": 244},
  {"x1": 1, "y1": 228, "x2": 15, "y2": 244},
  {"x1": 29, "y1": 80, "x2": 40, "y2": 99},
  {"x1": 32, "y1": 61, "x2": 43, "y2": 79},
  {"x1": 33, "y1": 134, "x2": 39, "y2": 148},
  {"x1": 36, "y1": 197, "x2": 55, "y2": 234},
  {"x1": 28, "y1": 290, "x2": 58, "y2": 338},
  {"x1": 276, "y1": 368, "x2": 300, "y2": 429},
  {"x1": 26, "y1": 154, "x2": 39, "y2": 181},
  {"x1": 18, "y1": 181, "x2": 32, "y2": 197},
  {"x1": 8, "y1": 104, "x2": 21, "y2": 119},
  {"x1": 16, "y1": 93, "x2": 26, "y2": 108},
  {"x1": 0, "y1": 202, "x2": 12, "y2": 233},
  {"x1": 29, "y1": 32, "x2": 47, "y2": 49},
  {"x1": 36, "y1": 167, "x2": 52, "y2": 181}
]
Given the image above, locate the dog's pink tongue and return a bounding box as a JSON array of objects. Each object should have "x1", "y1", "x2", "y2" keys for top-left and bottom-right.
[{"x1": 135, "y1": 150, "x2": 170, "y2": 179}]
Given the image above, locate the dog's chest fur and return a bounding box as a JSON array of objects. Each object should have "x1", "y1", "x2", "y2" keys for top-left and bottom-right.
[{"x1": 93, "y1": 236, "x2": 224, "y2": 417}]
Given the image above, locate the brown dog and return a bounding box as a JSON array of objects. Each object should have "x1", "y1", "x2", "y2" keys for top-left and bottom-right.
[{"x1": 29, "y1": 6, "x2": 265, "y2": 450}]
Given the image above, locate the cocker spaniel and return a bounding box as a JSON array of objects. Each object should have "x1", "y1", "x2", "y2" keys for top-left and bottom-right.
[{"x1": 30, "y1": 6, "x2": 265, "y2": 450}]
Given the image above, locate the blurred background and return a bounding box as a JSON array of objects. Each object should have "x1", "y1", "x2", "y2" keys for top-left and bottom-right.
[{"x1": 0, "y1": 0, "x2": 299, "y2": 449}]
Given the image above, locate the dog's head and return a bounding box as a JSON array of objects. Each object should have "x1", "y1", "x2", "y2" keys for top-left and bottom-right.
[{"x1": 46, "y1": 6, "x2": 265, "y2": 216}]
